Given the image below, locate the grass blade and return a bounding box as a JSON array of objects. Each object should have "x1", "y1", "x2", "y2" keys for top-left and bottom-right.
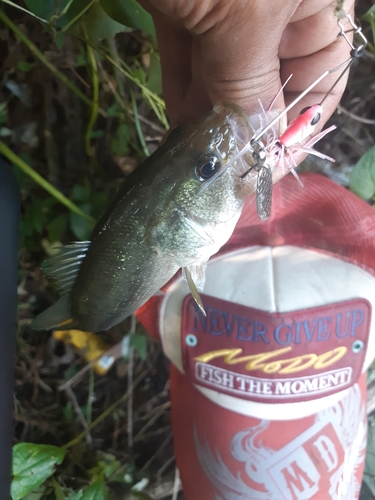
[{"x1": 0, "y1": 141, "x2": 95, "y2": 222}]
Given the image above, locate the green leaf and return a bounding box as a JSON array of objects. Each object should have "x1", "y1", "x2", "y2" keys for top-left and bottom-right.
[
  {"x1": 69, "y1": 492, "x2": 84, "y2": 500},
  {"x1": 52, "y1": 478, "x2": 67, "y2": 500},
  {"x1": 11, "y1": 443, "x2": 66, "y2": 500},
  {"x1": 0, "y1": 106, "x2": 7, "y2": 124},
  {"x1": 131, "y1": 333, "x2": 147, "y2": 361},
  {"x1": 83, "y1": 1, "x2": 129, "y2": 41},
  {"x1": 55, "y1": 31, "x2": 66, "y2": 50},
  {"x1": 23, "y1": 487, "x2": 47, "y2": 500},
  {"x1": 80, "y1": 478, "x2": 107, "y2": 500},
  {"x1": 111, "y1": 124, "x2": 130, "y2": 156},
  {"x1": 99, "y1": 0, "x2": 156, "y2": 39},
  {"x1": 349, "y1": 145, "x2": 375, "y2": 199},
  {"x1": 132, "y1": 68, "x2": 146, "y2": 85},
  {"x1": 362, "y1": 5, "x2": 375, "y2": 44},
  {"x1": 62, "y1": 402, "x2": 74, "y2": 422},
  {"x1": 48, "y1": 214, "x2": 68, "y2": 243},
  {"x1": 147, "y1": 53, "x2": 162, "y2": 96},
  {"x1": 22, "y1": 0, "x2": 56, "y2": 20},
  {"x1": 16, "y1": 61, "x2": 33, "y2": 72},
  {"x1": 72, "y1": 182, "x2": 91, "y2": 203},
  {"x1": 89, "y1": 191, "x2": 109, "y2": 220},
  {"x1": 70, "y1": 208, "x2": 95, "y2": 241}
]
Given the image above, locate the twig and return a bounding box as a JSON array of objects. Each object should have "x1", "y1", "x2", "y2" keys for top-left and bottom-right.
[
  {"x1": 58, "y1": 342, "x2": 122, "y2": 391},
  {"x1": 337, "y1": 104, "x2": 375, "y2": 125},
  {"x1": 65, "y1": 386, "x2": 92, "y2": 445},
  {"x1": 99, "y1": 63, "x2": 166, "y2": 135},
  {"x1": 133, "y1": 402, "x2": 170, "y2": 442},
  {"x1": 139, "y1": 433, "x2": 172, "y2": 474},
  {"x1": 63, "y1": 370, "x2": 147, "y2": 450},
  {"x1": 156, "y1": 455, "x2": 175, "y2": 488}
]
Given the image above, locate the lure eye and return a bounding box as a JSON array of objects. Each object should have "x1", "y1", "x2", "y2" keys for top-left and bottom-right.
[
  {"x1": 196, "y1": 156, "x2": 221, "y2": 181},
  {"x1": 310, "y1": 112, "x2": 321, "y2": 126}
]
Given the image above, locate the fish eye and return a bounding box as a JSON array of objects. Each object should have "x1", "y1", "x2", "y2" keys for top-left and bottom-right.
[
  {"x1": 310, "y1": 112, "x2": 321, "y2": 126},
  {"x1": 299, "y1": 106, "x2": 311, "y2": 115},
  {"x1": 196, "y1": 156, "x2": 221, "y2": 181}
]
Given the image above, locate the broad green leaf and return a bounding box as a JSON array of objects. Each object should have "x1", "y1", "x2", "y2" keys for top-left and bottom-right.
[
  {"x1": 70, "y1": 207, "x2": 95, "y2": 241},
  {"x1": 99, "y1": 0, "x2": 156, "y2": 39},
  {"x1": 22, "y1": 0, "x2": 55, "y2": 20},
  {"x1": 147, "y1": 53, "x2": 162, "y2": 96},
  {"x1": 131, "y1": 333, "x2": 147, "y2": 361},
  {"x1": 11, "y1": 443, "x2": 66, "y2": 500},
  {"x1": 83, "y1": 1, "x2": 129, "y2": 41},
  {"x1": 80, "y1": 478, "x2": 107, "y2": 500},
  {"x1": 72, "y1": 182, "x2": 91, "y2": 203},
  {"x1": 349, "y1": 145, "x2": 375, "y2": 199}
]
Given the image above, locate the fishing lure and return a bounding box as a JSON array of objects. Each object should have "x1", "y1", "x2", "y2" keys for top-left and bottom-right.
[{"x1": 244, "y1": 13, "x2": 368, "y2": 220}]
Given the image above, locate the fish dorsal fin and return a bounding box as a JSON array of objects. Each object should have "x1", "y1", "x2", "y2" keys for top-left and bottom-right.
[
  {"x1": 183, "y1": 265, "x2": 207, "y2": 317},
  {"x1": 43, "y1": 241, "x2": 90, "y2": 293}
]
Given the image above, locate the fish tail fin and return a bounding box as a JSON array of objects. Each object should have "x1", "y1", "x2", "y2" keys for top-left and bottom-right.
[{"x1": 31, "y1": 295, "x2": 78, "y2": 331}]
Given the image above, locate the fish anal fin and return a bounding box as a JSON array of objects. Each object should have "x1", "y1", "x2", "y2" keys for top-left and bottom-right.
[{"x1": 31, "y1": 295, "x2": 78, "y2": 331}]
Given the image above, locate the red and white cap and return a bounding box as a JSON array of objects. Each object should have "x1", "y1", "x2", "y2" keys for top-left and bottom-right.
[{"x1": 137, "y1": 173, "x2": 374, "y2": 500}]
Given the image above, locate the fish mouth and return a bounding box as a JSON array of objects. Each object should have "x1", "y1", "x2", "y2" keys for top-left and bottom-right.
[{"x1": 197, "y1": 102, "x2": 256, "y2": 195}]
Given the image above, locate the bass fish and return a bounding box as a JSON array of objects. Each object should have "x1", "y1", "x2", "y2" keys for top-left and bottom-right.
[{"x1": 32, "y1": 102, "x2": 256, "y2": 332}]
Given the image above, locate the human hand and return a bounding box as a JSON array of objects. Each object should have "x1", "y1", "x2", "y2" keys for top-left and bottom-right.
[{"x1": 140, "y1": 0, "x2": 355, "y2": 136}]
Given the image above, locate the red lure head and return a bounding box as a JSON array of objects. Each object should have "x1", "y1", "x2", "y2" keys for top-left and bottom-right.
[{"x1": 279, "y1": 104, "x2": 323, "y2": 148}]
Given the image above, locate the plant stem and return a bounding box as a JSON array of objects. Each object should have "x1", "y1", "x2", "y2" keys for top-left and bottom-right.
[
  {"x1": 61, "y1": 0, "x2": 96, "y2": 34},
  {"x1": 0, "y1": 141, "x2": 94, "y2": 222},
  {"x1": 63, "y1": 370, "x2": 147, "y2": 450},
  {"x1": 0, "y1": 0, "x2": 47, "y2": 22},
  {"x1": 85, "y1": 38, "x2": 99, "y2": 156},
  {"x1": 130, "y1": 89, "x2": 150, "y2": 157}
]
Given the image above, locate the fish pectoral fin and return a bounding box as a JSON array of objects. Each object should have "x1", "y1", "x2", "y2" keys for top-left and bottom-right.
[
  {"x1": 31, "y1": 295, "x2": 78, "y2": 331},
  {"x1": 183, "y1": 266, "x2": 206, "y2": 317},
  {"x1": 43, "y1": 241, "x2": 90, "y2": 293}
]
